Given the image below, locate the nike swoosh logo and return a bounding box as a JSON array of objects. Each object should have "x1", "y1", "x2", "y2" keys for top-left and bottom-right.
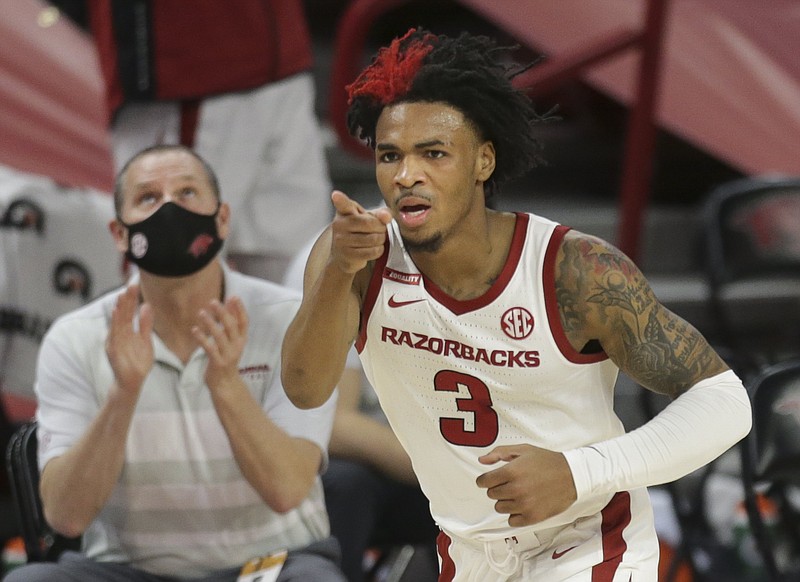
[
  {"x1": 388, "y1": 295, "x2": 426, "y2": 308},
  {"x1": 551, "y1": 545, "x2": 578, "y2": 560}
]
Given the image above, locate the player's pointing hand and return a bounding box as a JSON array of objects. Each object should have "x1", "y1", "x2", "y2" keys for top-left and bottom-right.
[{"x1": 330, "y1": 190, "x2": 392, "y2": 274}]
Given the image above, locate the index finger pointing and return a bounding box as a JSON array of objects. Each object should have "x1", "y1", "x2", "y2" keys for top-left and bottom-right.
[{"x1": 331, "y1": 190, "x2": 365, "y2": 217}]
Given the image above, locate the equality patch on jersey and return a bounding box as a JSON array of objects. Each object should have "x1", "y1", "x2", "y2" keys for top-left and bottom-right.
[
  {"x1": 383, "y1": 267, "x2": 420, "y2": 285},
  {"x1": 501, "y1": 307, "x2": 534, "y2": 339}
]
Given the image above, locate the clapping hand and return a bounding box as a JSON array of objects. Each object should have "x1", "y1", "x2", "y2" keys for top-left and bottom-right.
[
  {"x1": 106, "y1": 284, "x2": 154, "y2": 397},
  {"x1": 192, "y1": 296, "x2": 248, "y2": 391}
]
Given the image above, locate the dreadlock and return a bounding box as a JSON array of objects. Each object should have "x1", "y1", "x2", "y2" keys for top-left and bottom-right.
[{"x1": 346, "y1": 28, "x2": 549, "y2": 198}]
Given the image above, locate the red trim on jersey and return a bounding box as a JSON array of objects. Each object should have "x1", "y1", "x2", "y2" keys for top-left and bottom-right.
[
  {"x1": 436, "y1": 531, "x2": 456, "y2": 582},
  {"x1": 544, "y1": 225, "x2": 609, "y2": 364},
  {"x1": 355, "y1": 235, "x2": 390, "y2": 353},
  {"x1": 424, "y1": 213, "x2": 529, "y2": 316},
  {"x1": 591, "y1": 491, "x2": 632, "y2": 581}
]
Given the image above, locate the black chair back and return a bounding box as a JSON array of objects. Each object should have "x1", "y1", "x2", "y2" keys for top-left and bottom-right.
[
  {"x1": 752, "y1": 362, "x2": 800, "y2": 485},
  {"x1": 740, "y1": 360, "x2": 800, "y2": 580},
  {"x1": 5, "y1": 421, "x2": 80, "y2": 562},
  {"x1": 703, "y1": 176, "x2": 800, "y2": 378}
]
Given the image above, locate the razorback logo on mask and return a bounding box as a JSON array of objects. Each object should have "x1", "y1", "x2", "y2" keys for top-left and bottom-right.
[{"x1": 188, "y1": 234, "x2": 215, "y2": 258}]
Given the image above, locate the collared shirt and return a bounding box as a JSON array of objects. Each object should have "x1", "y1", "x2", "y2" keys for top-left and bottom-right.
[{"x1": 35, "y1": 265, "x2": 336, "y2": 577}]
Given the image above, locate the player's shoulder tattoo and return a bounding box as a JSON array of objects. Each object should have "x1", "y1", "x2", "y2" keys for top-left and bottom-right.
[
  {"x1": 555, "y1": 231, "x2": 724, "y2": 395},
  {"x1": 554, "y1": 231, "x2": 655, "y2": 335}
]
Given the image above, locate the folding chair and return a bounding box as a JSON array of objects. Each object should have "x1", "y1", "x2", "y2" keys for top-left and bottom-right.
[
  {"x1": 5, "y1": 421, "x2": 80, "y2": 563},
  {"x1": 702, "y1": 175, "x2": 800, "y2": 380},
  {"x1": 739, "y1": 359, "x2": 800, "y2": 580}
]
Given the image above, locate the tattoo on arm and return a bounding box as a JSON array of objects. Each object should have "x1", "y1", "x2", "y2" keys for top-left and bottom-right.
[
  {"x1": 557, "y1": 236, "x2": 725, "y2": 397},
  {"x1": 555, "y1": 239, "x2": 592, "y2": 335}
]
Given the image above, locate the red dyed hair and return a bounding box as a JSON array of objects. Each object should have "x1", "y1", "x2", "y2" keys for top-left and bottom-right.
[{"x1": 346, "y1": 28, "x2": 437, "y2": 105}]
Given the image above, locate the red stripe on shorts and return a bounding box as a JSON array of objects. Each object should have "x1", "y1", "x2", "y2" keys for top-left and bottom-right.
[
  {"x1": 591, "y1": 491, "x2": 632, "y2": 581},
  {"x1": 436, "y1": 531, "x2": 456, "y2": 582}
]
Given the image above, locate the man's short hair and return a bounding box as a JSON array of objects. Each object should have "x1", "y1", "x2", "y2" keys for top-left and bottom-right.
[{"x1": 113, "y1": 144, "x2": 221, "y2": 215}]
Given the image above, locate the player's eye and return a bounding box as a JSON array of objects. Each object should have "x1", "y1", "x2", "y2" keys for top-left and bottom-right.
[{"x1": 378, "y1": 151, "x2": 400, "y2": 163}]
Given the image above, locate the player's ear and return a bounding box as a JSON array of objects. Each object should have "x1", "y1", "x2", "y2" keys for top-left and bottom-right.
[{"x1": 476, "y1": 141, "x2": 496, "y2": 182}]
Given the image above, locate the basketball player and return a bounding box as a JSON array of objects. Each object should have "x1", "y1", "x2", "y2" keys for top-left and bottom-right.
[{"x1": 281, "y1": 28, "x2": 752, "y2": 581}]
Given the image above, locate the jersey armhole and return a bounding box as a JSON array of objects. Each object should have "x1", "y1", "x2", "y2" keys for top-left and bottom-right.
[{"x1": 543, "y1": 225, "x2": 609, "y2": 364}]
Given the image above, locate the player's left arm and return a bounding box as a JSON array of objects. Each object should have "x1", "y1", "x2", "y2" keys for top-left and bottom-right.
[
  {"x1": 557, "y1": 230, "x2": 728, "y2": 394},
  {"x1": 477, "y1": 230, "x2": 751, "y2": 527},
  {"x1": 557, "y1": 230, "x2": 752, "y2": 497}
]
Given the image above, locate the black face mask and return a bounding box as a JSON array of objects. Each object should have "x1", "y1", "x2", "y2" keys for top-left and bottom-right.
[{"x1": 121, "y1": 202, "x2": 223, "y2": 277}]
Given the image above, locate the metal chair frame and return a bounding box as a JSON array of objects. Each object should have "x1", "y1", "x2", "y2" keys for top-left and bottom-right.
[{"x1": 739, "y1": 359, "x2": 800, "y2": 580}]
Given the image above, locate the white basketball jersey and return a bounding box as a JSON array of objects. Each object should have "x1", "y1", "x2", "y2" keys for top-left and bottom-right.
[{"x1": 357, "y1": 213, "x2": 626, "y2": 541}]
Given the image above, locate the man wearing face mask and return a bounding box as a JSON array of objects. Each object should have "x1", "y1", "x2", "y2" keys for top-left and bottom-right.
[{"x1": 5, "y1": 145, "x2": 346, "y2": 582}]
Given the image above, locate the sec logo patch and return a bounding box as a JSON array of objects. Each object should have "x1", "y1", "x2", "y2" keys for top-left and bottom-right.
[{"x1": 501, "y1": 307, "x2": 534, "y2": 339}]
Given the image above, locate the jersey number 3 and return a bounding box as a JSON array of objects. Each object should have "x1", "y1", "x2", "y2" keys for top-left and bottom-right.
[{"x1": 434, "y1": 370, "x2": 499, "y2": 447}]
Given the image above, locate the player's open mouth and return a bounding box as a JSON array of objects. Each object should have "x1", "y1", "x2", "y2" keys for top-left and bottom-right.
[{"x1": 397, "y1": 199, "x2": 431, "y2": 228}]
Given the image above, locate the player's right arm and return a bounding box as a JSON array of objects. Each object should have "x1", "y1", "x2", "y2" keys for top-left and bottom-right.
[{"x1": 281, "y1": 191, "x2": 392, "y2": 409}]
